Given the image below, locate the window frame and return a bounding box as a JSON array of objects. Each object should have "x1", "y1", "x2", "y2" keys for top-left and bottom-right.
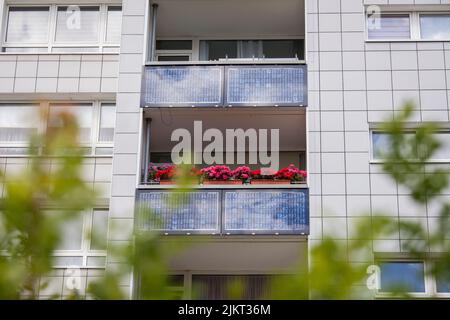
[
  {"x1": 52, "y1": 209, "x2": 109, "y2": 269},
  {"x1": 1, "y1": 4, "x2": 121, "y2": 53},
  {"x1": 376, "y1": 259, "x2": 450, "y2": 299},
  {"x1": 365, "y1": 10, "x2": 450, "y2": 42},
  {"x1": 369, "y1": 129, "x2": 450, "y2": 164},
  {"x1": 0, "y1": 101, "x2": 115, "y2": 157}
]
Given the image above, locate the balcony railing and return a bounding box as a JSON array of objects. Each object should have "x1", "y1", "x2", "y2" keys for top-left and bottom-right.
[
  {"x1": 136, "y1": 188, "x2": 309, "y2": 235},
  {"x1": 141, "y1": 63, "x2": 308, "y2": 108}
]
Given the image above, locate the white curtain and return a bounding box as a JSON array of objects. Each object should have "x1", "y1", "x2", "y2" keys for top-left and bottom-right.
[
  {"x1": 6, "y1": 7, "x2": 49, "y2": 43},
  {"x1": 55, "y1": 6, "x2": 100, "y2": 43},
  {"x1": 99, "y1": 104, "x2": 116, "y2": 142},
  {"x1": 0, "y1": 105, "x2": 39, "y2": 142},
  {"x1": 237, "y1": 40, "x2": 264, "y2": 58},
  {"x1": 106, "y1": 7, "x2": 122, "y2": 43}
]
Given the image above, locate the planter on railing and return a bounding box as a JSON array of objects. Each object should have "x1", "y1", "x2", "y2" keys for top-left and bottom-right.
[
  {"x1": 159, "y1": 180, "x2": 177, "y2": 185},
  {"x1": 203, "y1": 180, "x2": 243, "y2": 185},
  {"x1": 251, "y1": 179, "x2": 291, "y2": 185},
  {"x1": 147, "y1": 164, "x2": 307, "y2": 186}
]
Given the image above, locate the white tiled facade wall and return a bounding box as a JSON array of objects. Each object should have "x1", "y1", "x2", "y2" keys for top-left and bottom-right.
[
  {"x1": 0, "y1": 54, "x2": 118, "y2": 94},
  {"x1": 107, "y1": 0, "x2": 147, "y2": 297},
  {"x1": 308, "y1": 0, "x2": 450, "y2": 296}
]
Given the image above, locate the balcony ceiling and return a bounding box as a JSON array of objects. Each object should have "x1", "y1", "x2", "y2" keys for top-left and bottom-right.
[
  {"x1": 146, "y1": 108, "x2": 306, "y2": 152},
  {"x1": 155, "y1": 0, "x2": 305, "y2": 37}
]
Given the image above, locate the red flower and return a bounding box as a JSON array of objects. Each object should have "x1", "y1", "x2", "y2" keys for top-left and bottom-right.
[
  {"x1": 232, "y1": 166, "x2": 251, "y2": 181},
  {"x1": 201, "y1": 165, "x2": 235, "y2": 181},
  {"x1": 275, "y1": 165, "x2": 307, "y2": 181}
]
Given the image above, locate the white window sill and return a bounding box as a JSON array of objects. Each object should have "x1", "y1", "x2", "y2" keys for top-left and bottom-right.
[
  {"x1": 146, "y1": 59, "x2": 306, "y2": 66},
  {"x1": 366, "y1": 39, "x2": 450, "y2": 43},
  {"x1": 0, "y1": 52, "x2": 119, "y2": 56},
  {"x1": 370, "y1": 160, "x2": 450, "y2": 164}
]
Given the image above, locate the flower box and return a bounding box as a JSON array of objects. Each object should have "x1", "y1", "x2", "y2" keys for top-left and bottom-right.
[
  {"x1": 203, "y1": 180, "x2": 243, "y2": 185},
  {"x1": 251, "y1": 179, "x2": 291, "y2": 185},
  {"x1": 159, "y1": 180, "x2": 177, "y2": 185}
]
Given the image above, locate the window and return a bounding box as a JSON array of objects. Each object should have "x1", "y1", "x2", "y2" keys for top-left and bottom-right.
[
  {"x1": 156, "y1": 40, "x2": 192, "y2": 51},
  {"x1": 371, "y1": 131, "x2": 450, "y2": 162},
  {"x1": 367, "y1": 14, "x2": 411, "y2": 40},
  {"x1": 48, "y1": 103, "x2": 93, "y2": 143},
  {"x1": 2, "y1": 5, "x2": 121, "y2": 53},
  {"x1": 367, "y1": 10, "x2": 450, "y2": 41},
  {"x1": 98, "y1": 104, "x2": 116, "y2": 143},
  {"x1": 380, "y1": 262, "x2": 426, "y2": 293},
  {"x1": 199, "y1": 39, "x2": 303, "y2": 61},
  {"x1": 157, "y1": 55, "x2": 191, "y2": 62},
  {"x1": 155, "y1": 40, "x2": 193, "y2": 62},
  {"x1": 55, "y1": 6, "x2": 100, "y2": 43},
  {"x1": 53, "y1": 209, "x2": 109, "y2": 268},
  {"x1": 371, "y1": 132, "x2": 391, "y2": 160},
  {"x1": 433, "y1": 133, "x2": 450, "y2": 160},
  {"x1": 377, "y1": 260, "x2": 450, "y2": 297},
  {"x1": 5, "y1": 7, "x2": 49, "y2": 44},
  {"x1": 200, "y1": 40, "x2": 237, "y2": 60},
  {"x1": 0, "y1": 102, "x2": 115, "y2": 156},
  {"x1": 420, "y1": 14, "x2": 450, "y2": 40},
  {"x1": 0, "y1": 104, "x2": 41, "y2": 155},
  {"x1": 436, "y1": 272, "x2": 450, "y2": 293},
  {"x1": 106, "y1": 6, "x2": 122, "y2": 44},
  {"x1": 192, "y1": 275, "x2": 274, "y2": 300}
]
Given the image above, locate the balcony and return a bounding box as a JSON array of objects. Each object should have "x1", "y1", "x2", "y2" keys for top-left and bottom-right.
[
  {"x1": 141, "y1": 63, "x2": 307, "y2": 108},
  {"x1": 136, "y1": 186, "x2": 309, "y2": 236}
]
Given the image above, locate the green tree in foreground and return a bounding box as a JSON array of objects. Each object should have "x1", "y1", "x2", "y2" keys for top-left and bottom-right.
[
  {"x1": 270, "y1": 103, "x2": 449, "y2": 299},
  {"x1": 0, "y1": 109, "x2": 96, "y2": 299},
  {"x1": 1, "y1": 103, "x2": 448, "y2": 300}
]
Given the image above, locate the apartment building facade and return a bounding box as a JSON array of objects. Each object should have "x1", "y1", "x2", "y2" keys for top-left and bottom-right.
[{"x1": 0, "y1": 0, "x2": 448, "y2": 299}]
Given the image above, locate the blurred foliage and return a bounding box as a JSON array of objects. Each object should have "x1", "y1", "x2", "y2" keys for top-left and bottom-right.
[
  {"x1": 0, "y1": 108, "x2": 96, "y2": 299},
  {"x1": 88, "y1": 229, "x2": 191, "y2": 300},
  {"x1": 88, "y1": 166, "x2": 198, "y2": 300},
  {"x1": 379, "y1": 103, "x2": 450, "y2": 291},
  {"x1": 266, "y1": 103, "x2": 449, "y2": 299},
  {"x1": 1, "y1": 102, "x2": 449, "y2": 300}
]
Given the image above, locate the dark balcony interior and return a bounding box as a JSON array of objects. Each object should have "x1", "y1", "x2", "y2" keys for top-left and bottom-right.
[
  {"x1": 150, "y1": 0, "x2": 305, "y2": 62},
  {"x1": 155, "y1": 0, "x2": 304, "y2": 38},
  {"x1": 140, "y1": 108, "x2": 307, "y2": 184}
]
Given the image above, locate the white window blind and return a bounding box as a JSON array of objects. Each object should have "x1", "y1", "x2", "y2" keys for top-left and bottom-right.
[
  {"x1": 98, "y1": 104, "x2": 116, "y2": 143},
  {"x1": 57, "y1": 214, "x2": 85, "y2": 251},
  {"x1": 3, "y1": 5, "x2": 121, "y2": 52},
  {"x1": 0, "y1": 102, "x2": 114, "y2": 156},
  {"x1": 55, "y1": 6, "x2": 100, "y2": 43},
  {"x1": 52, "y1": 210, "x2": 109, "y2": 268},
  {"x1": 367, "y1": 14, "x2": 411, "y2": 39},
  {"x1": 0, "y1": 104, "x2": 39, "y2": 142},
  {"x1": 5, "y1": 7, "x2": 49, "y2": 43},
  {"x1": 106, "y1": 6, "x2": 122, "y2": 44},
  {"x1": 433, "y1": 133, "x2": 450, "y2": 160},
  {"x1": 48, "y1": 104, "x2": 93, "y2": 143},
  {"x1": 90, "y1": 210, "x2": 109, "y2": 250}
]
